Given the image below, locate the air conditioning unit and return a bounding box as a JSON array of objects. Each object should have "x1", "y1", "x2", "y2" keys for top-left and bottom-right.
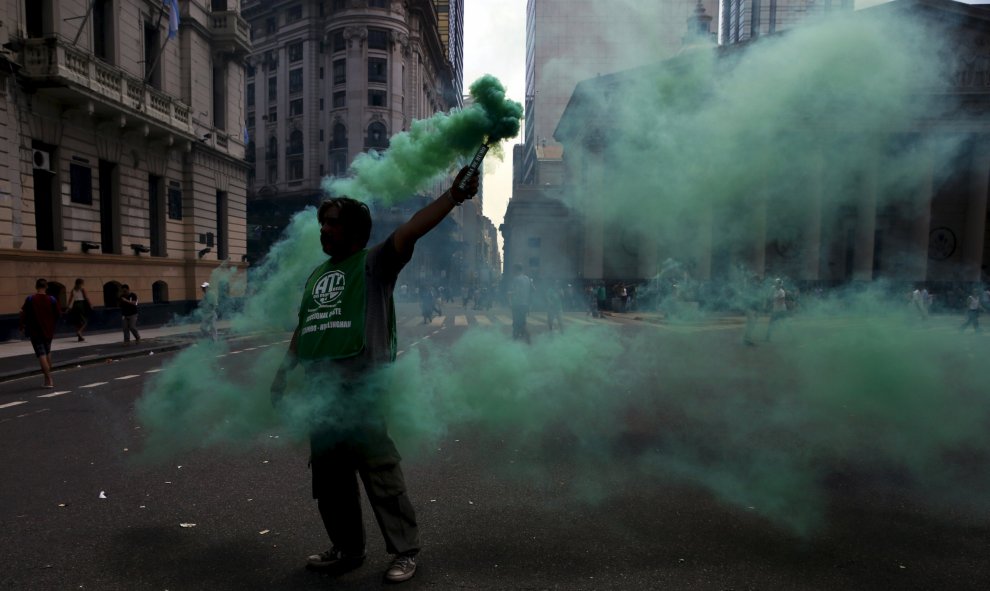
[{"x1": 32, "y1": 149, "x2": 51, "y2": 171}]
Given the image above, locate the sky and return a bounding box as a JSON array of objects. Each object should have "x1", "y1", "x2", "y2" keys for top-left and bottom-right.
[{"x1": 462, "y1": 0, "x2": 528, "y2": 235}]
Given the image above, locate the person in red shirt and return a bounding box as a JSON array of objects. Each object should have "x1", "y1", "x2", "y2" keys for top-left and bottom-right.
[{"x1": 19, "y1": 278, "x2": 61, "y2": 388}]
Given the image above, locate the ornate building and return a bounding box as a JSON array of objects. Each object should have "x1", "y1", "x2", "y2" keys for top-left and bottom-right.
[
  {"x1": 242, "y1": 0, "x2": 464, "y2": 264},
  {"x1": 555, "y1": 0, "x2": 990, "y2": 296},
  {"x1": 0, "y1": 0, "x2": 250, "y2": 335}
]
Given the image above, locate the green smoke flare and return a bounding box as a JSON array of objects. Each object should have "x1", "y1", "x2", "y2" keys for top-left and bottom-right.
[{"x1": 323, "y1": 74, "x2": 523, "y2": 203}]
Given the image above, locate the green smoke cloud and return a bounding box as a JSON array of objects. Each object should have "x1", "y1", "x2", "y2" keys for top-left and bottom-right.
[
  {"x1": 322, "y1": 75, "x2": 523, "y2": 203},
  {"x1": 134, "y1": 10, "x2": 990, "y2": 538}
]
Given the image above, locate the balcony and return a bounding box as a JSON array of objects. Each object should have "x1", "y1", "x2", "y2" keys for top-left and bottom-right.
[
  {"x1": 20, "y1": 37, "x2": 192, "y2": 137},
  {"x1": 209, "y1": 10, "x2": 252, "y2": 57}
]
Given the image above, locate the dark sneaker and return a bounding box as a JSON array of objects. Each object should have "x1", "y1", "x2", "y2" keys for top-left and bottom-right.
[
  {"x1": 306, "y1": 547, "x2": 365, "y2": 573},
  {"x1": 384, "y1": 554, "x2": 417, "y2": 583}
]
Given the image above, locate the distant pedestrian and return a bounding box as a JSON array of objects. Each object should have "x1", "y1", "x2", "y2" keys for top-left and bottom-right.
[
  {"x1": 911, "y1": 285, "x2": 929, "y2": 320},
  {"x1": 19, "y1": 278, "x2": 60, "y2": 388},
  {"x1": 545, "y1": 281, "x2": 564, "y2": 333},
  {"x1": 119, "y1": 284, "x2": 141, "y2": 345},
  {"x1": 419, "y1": 285, "x2": 436, "y2": 324},
  {"x1": 765, "y1": 278, "x2": 787, "y2": 342},
  {"x1": 509, "y1": 264, "x2": 534, "y2": 341},
  {"x1": 66, "y1": 278, "x2": 92, "y2": 341},
  {"x1": 960, "y1": 288, "x2": 981, "y2": 333},
  {"x1": 200, "y1": 282, "x2": 219, "y2": 341}
]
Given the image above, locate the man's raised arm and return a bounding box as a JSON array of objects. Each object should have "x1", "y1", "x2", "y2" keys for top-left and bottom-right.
[{"x1": 393, "y1": 166, "x2": 479, "y2": 258}]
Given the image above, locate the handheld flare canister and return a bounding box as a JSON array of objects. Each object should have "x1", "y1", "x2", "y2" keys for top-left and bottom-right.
[{"x1": 457, "y1": 141, "x2": 491, "y2": 193}]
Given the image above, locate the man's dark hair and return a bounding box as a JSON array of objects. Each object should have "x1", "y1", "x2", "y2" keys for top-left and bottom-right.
[
  {"x1": 318, "y1": 197, "x2": 373, "y2": 248},
  {"x1": 35, "y1": 278, "x2": 47, "y2": 290}
]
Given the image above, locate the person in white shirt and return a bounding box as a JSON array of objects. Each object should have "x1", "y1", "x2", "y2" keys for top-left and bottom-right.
[
  {"x1": 960, "y1": 287, "x2": 982, "y2": 333},
  {"x1": 509, "y1": 264, "x2": 534, "y2": 342},
  {"x1": 765, "y1": 278, "x2": 787, "y2": 342}
]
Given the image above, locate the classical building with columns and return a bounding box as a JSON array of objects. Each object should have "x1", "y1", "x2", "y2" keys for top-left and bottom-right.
[
  {"x1": 553, "y1": 0, "x2": 990, "y2": 299},
  {"x1": 0, "y1": 0, "x2": 251, "y2": 336}
]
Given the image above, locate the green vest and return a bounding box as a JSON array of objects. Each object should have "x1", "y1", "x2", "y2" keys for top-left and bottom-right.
[{"x1": 296, "y1": 251, "x2": 368, "y2": 360}]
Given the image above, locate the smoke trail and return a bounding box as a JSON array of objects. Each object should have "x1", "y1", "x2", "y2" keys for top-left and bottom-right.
[{"x1": 322, "y1": 75, "x2": 523, "y2": 203}]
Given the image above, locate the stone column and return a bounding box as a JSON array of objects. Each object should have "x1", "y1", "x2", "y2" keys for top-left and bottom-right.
[
  {"x1": 853, "y1": 160, "x2": 878, "y2": 281},
  {"x1": 962, "y1": 136, "x2": 990, "y2": 282},
  {"x1": 907, "y1": 140, "x2": 934, "y2": 282},
  {"x1": 802, "y1": 148, "x2": 824, "y2": 281}
]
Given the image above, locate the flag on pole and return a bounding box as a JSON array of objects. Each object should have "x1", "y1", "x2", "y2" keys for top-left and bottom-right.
[
  {"x1": 166, "y1": 0, "x2": 180, "y2": 39},
  {"x1": 243, "y1": 125, "x2": 250, "y2": 143}
]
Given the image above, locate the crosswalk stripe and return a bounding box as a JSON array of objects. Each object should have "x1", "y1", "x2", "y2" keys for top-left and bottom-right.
[
  {"x1": 494, "y1": 315, "x2": 511, "y2": 324},
  {"x1": 81, "y1": 382, "x2": 108, "y2": 388},
  {"x1": 38, "y1": 391, "x2": 70, "y2": 398},
  {"x1": 454, "y1": 315, "x2": 467, "y2": 326},
  {"x1": 474, "y1": 316, "x2": 492, "y2": 326},
  {"x1": 0, "y1": 401, "x2": 28, "y2": 409},
  {"x1": 145, "y1": 369, "x2": 162, "y2": 374},
  {"x1": 115, "y1": 375, "x2": 140, "y2": 380}
]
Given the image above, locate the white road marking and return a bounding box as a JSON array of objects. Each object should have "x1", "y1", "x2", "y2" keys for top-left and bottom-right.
[
  {"x1": 494, "y1": 315, "x2": 511, "y2": 324},
  {"x1": 145, "y1": 369, "x2": 162, "y2": 374},
  {"x1": 454, "y1": 315, "x2": 467, "y2": 326},
  {"x1": 229, "y1": 350, "x2": 243, "y2": 355},
  {"x1": 0, "y1": 401, "x2": 28, "y2": 409},
  {"x1": 38, "y1": 391, "x2": 71, "y2": 398},
  {"x1": 474, "y1": 316, "x2": 492, "y2": 326},
  {"x1": 115, "y1": 375, "x2": 140, "y2": 380},
  {"x1": 81, "y1": 382, "x2": 108, "y2": 388},
  {"x1": 242, "y1": 347, "x2": 257, "y2": 351}
]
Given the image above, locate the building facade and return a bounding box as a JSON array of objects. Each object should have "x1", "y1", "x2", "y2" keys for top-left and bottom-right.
[
  {"x1": 719, "y1": 0, "x2": 853, "y2": 45},
  {"x1": 555, "y1": 0, "x2": 990, "y2": 299},
  {"x1": 242, "y1": 0, "x2": 466, "y2": 264},
  {"x1": 0, "y1": 0, "x2": 250, "y2": 333}
]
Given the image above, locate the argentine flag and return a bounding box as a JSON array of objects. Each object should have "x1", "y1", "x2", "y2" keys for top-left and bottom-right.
[{"x1": 166, "y1": 0, "x2": 180, "y2": 39}]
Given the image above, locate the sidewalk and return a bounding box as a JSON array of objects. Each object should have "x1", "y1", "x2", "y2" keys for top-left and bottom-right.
[{"x1": 0, "y1": 321, "x2": 234, "y2": 382}]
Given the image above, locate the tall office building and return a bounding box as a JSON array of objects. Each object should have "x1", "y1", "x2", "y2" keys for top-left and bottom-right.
[
  {"x1": 242, "y1": 0, "x2": 462, "y2": 259},
  {"x1": 0, "y1": 0, "x2": 250, "y2": 320},
  {"x1": 521, "y1": 0, "x2": 718, "y2": 187}
]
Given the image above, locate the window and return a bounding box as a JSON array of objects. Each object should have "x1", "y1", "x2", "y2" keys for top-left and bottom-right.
[
  {"x1": 319, "y1": 67, "x2": 324, "y2": 79},
  {"x1": 167, "y1": 182, "x2": 183, "y2": 220},
  {"x1": 266, "y1": 136, "x2": 278, "y2": 160},
  {"x1": 288, "y1": 129, "x2": 303, "y2": 155},
  {"x1": 333, "y1": 59, "x2": 346, "y2": 84},
  {"x1": 212, "y1": 0, "x2": 228, "y2": 11},
  {"x1": 246, "y1": 111, "x2": 254, "y2": 129},
  {"x1": 319, "y1": 129, "x2": 324, "y2": 142},
  {"x1": 332, "y1": 91, "x2": 345, "y2": 108},
  {"x1": 368, "y1": 89, "x2": 387, "y2": 107},
  {"x1": 529, "y1": 258, "x2": 540, "y2": 268},
  {"x1": 247, "y1": 63, "x2": 255, "y2": 78},
  {"x1": 331, "y1": 151, "x2": 347, "y2": 175},
  {"x1": 289, "y1": 98, "x2": 303, "y2": 117},
  {"x1": 528, "y1": 237, "x2": 542, "y2": 247},
  {"x1": 267, "y1": 163, "x2": 278, "y2": 182},
  {"x1": 247, "y1": 82, "x2": 255, "y2": 107},
  {"x1": 289, "y1": 68, "x2": 303, "y2": 94},
  {"x1": 366, "y1": 122, "x2": 388, "y2": 149},
  {"x1": 268, "y1": 77, "x2": 277, "y2": 100},
  {"x1": 267, "y1": 105, "x2": 277, "y2": 122},
  {"x1": 368, "y1": 29, "x2": 388, "y2": 50},
  {"x1": 333, "y1": 31, "x2": 345, "y2": 52},
  {"x1": 332, "y1": 123, "x2": 347, "y2": 148},
  {"x1": 93, "y1": 0, "x2": 114, "y2": 64},
  {"x1": 288, "y1": 41, "x2": 303, "y2": 63},
  {"x1": 246, "y1": 140, "x2": 256, "y2": 163},
  {"x1": 152, "y1": 281, "x2": 169, "y2": 304},
  {"x1": 319, "y1": 98, "x2": 324, "y2": 111},
  {"x1": 287, "y1": 4, "x2": 302, "y2": 22},
  {"x1": 332, "y1": 0, "x2": 346, "y2": 10},
  {"x1": 70, "y1": 163, "x2": 93, "y2": 205},
  {"x1": 266, "y1": 17, "x2": 277, "y2": 35},
  {"x1": 214, "y1": 64, "x2": 227, "y2": 130},
  {"x1": 266, "y1": 49, "x2": 278, "y2": 71},
  {"x1": 288, "y1": 159, "x2": 303, "y2": 180},
  {"x1": 143, "y1": 21, "x2": 161, "y2": 89},
  {"x1": 368, "y1": 58, "x2": 387, "y2": 83},
  {"x1": 369, "y1": 0, "x2": 388, "y2": 7}
]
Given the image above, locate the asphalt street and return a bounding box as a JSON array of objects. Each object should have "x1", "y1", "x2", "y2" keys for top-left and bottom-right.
[{"x1": 1, "y1": 304, "x2": 988, "y2": 590}]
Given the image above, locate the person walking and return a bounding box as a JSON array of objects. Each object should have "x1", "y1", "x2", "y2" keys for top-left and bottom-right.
[
  {"x1": 765, "y1": 278, "x2": 787, "y2": 342},
  {"x1": 66, "y1": 278, "x2": 92, "y2": 341},
  {"x1": 509, "y1": 264, "x2": 535, "y2": 342},
  {"x1": 119, "y1": 284, "x2": 141, "y2": 345},
  {"x1": 545, "y1": 280, "x2": 564, "y2": 333},
  {"x1": 19, "y1": 278, "x2": 60, "y2": 388},
  {"x1": 199, "y1": 282, "x2": 219, "y2": 341},
  {"x1": 960, "y1": 288, "x2": 981, "y2": 333},
  {"x1": 270, "y1": 166, "x2": 478, "y2": 584}
]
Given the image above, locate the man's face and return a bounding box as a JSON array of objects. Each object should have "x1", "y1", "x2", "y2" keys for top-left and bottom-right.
[{"x1": 320, "y1": 205, "x2": 346, "y2": 257}]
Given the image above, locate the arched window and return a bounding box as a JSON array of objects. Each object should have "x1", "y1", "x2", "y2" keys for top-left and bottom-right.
[
  {"x1": 266, "y1": 136, "x2": 277, "y2": 160},
  {"x1": 366, "y1": 122, "x2": 388, "y2": 150},
  {"x1": 103, "y1": 281, "x2": 122, "y2": 308},
  {"x1": 152, "y1": 281, "x2": 169, "y2": 304},
  {"x1": 332, "y1": 123, "x2": 347, "y2": 149},
  {"x1": 288, "y1": 129, "x2": 303, "y2": 155}
]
